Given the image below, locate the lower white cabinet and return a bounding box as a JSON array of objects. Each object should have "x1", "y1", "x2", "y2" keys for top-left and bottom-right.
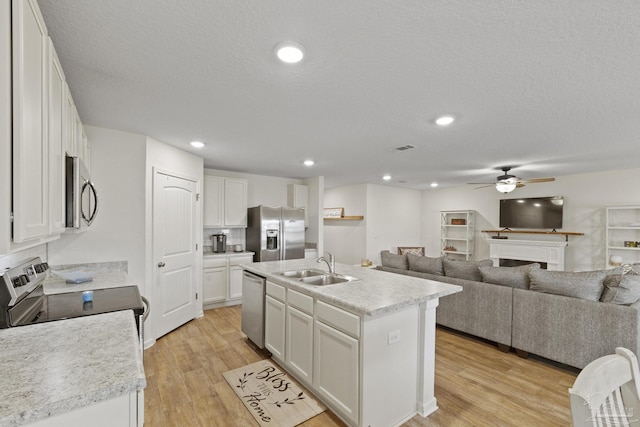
[
  {"x1": 265, "y1": 294, "x2": 285, "y2": 360},
  {"x1": 203, "y1": 254, "x2": 252, "y2": 308},
  {"x1": 314, "y1": 319, "x2": 359, "y2": 426},
  {"x1": 285, "y1": 305, "x2": 314, "y2": 384}
]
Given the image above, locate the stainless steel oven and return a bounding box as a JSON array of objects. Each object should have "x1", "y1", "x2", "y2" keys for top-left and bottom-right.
[{"x1": 0, "y1": 257, "x2": 148, "y2": 354}]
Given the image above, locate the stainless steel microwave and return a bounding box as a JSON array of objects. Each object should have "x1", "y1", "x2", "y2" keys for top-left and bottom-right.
[{"x1": 65, "y1": 156, "x2": 98, "y2": 230}]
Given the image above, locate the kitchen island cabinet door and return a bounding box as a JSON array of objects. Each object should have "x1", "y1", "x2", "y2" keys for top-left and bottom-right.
[
  {"x1": 314, "y1": 320, "x2": 359, "y2": 426},
  {"x1": 285, "y1": 305, "x2": 314, "y2": 385},
  {"x1": 265, "y1": 295, "x2": 285, "y2": 362}
]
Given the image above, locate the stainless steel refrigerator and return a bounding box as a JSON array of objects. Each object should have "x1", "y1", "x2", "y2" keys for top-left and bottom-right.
[{"x1": 246, "y1": 206, "x2": 305, "y2": 262}]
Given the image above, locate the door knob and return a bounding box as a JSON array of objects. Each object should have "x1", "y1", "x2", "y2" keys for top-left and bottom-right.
[{"x1": 158, "y1": 262, "x2": 166, "y2": 268}]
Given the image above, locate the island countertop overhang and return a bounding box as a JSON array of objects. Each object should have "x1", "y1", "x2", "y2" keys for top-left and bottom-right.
[{"x1": 241, "y1": 259, "x2": 462, "y2": 317}]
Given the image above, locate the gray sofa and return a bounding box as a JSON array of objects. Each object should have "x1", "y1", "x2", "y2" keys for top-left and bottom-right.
[{"x1": 377, "y1": 251, "x2": 640, "y2": 369}]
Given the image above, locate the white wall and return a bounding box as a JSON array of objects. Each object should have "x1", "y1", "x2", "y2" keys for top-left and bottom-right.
[
  {"x1": 366, "y1": 185, "x2": 422, "y2": 264},
  {"x1": 422, "y1": 167, "x2": 640, "y2": 271},
  {"x1": 323, "y1": 184, "x2": 422, "y2": 265},
  {"x1": 48, "y1": 127, "x2": 147, "y2": 286},
  {"x1": 324, "y1": 185, "x2": 367, "y2": 265}
]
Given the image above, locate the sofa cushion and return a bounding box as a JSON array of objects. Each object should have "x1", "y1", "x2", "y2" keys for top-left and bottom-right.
[
  {"x1": 442, "y1": 258, "x2": 493, "y2": 281},
  {"x1": 380, "y1": 250, "x2": 408, "y2": 270},
  {"x1": 478, "y1": 263, "x2": 541, "y2": 289},
  {"x1": 528, "y1": 269, "x2": 607, "y2": 301},
  {"x1": 407, "y1": 253, "x2": 444, "y2": 275},
  {"x1": 601, "y1": 266, "x2": 640, "y2": 305}
]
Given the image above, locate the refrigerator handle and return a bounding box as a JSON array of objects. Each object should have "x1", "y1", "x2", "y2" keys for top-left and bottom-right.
[{"x1": 280, "y1": 218, "x2": 285, "y2": 260}]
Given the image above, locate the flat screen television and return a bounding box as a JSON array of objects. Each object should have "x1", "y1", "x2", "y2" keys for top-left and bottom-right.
[{"x1": 499, "y1": 196, "x2": 564, "y2": 230}]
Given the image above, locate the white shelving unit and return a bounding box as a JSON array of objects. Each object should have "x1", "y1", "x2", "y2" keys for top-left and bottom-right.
[
  {"x1": 606, "y1": 205, "x2": 640, "y2": 267},
  {"x1": 441, "y1": 210, "x2": 474, "y2": 261}
]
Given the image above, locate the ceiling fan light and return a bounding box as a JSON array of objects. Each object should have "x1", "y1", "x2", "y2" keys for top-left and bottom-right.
[{"x1": 495, "y1": 181, "x2": 517, "y2": 193}]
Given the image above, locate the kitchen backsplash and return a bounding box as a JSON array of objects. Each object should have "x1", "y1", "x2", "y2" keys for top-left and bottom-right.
[
  {"x1": 0, "y1": 244, "x2": 47, "y2": 271},
  {"x1": 203, "y1": 228, "x2": 246, "y2": 251}
]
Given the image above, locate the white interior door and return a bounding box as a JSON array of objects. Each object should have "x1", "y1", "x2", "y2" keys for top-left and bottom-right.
[{"x1": 153, "y1": 171, "x2": 198, "y2": 338}]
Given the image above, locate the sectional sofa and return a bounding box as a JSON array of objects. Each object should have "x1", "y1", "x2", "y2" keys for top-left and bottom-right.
[{"x1": 376, "y1": 250, "x2": 640, "y2": 369}]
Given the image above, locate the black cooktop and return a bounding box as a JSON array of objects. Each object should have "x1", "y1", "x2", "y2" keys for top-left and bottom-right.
[{"x1": 11, "y1": 286, "x2": 144, "y2": 327}]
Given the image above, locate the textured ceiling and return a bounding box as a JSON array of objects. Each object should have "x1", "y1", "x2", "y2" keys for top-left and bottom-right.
[{"x1": 37, "y1": 0, "x2": 640, "y2": 189}]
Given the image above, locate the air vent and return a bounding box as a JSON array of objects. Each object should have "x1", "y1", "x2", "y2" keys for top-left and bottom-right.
[{"x1": 394, "y1": 145, "x2": 415, "y2": 152}]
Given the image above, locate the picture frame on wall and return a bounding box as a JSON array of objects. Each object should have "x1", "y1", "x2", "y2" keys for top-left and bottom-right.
[{"x1": 323, "y1": 207, "x2": 344, "y2": 218}]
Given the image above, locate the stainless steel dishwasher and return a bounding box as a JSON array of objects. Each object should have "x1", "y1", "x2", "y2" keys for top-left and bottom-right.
[{"x1": 241, "y1": 271, "x2": 266, "y2": 348}]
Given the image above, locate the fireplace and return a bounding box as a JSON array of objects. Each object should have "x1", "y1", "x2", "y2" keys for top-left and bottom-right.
[
  {"x1": 488, "y1": 239, "x2": 568, "y2": 271},
  {"x1": 499, "y1": 258, "x2": 548, "y2": 269}
]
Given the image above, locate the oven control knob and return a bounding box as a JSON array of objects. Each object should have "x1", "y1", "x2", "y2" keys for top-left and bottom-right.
[
  {"x1": 11, "y1": 277, "x2": 21, "y2": 288},
  {"x1": 20, "y1": 274, "x2": 30, "y2": 285}
]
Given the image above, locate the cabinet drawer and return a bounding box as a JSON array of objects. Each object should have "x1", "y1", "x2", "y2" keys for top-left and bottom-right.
[
  {"x1": 287, "y1": 289, "x2": 313, "y2": 314},
  {"x1": 266, "y1": 281, "x2": 286, "y2": 301},
  {"x1": 204, "y1": 258, "x2": 227, "y2": 269},
  {"x1": 229, "y1": 255, "x2": 253, "y2": 266},
  {"x1": 316, "y1": 301, "x2": 360, "y2": 338}
]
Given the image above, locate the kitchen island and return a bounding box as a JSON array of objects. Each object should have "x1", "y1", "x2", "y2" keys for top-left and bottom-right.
[
  {"x1": 0, "y1": 310, "x2": 145, "y2": 427},
  {"x1": 241, "y1": 259, "x2": 462, "y2": 427}
]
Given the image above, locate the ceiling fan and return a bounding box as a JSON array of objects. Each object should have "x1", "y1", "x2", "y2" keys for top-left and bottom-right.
[{"x1": 468, "y1": 167, "x2": 555, "y2": 193}]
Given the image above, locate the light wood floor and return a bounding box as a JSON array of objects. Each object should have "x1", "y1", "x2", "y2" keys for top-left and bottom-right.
[{"x1": 144, "y1": 306, "x2": 578, "y2": 426}]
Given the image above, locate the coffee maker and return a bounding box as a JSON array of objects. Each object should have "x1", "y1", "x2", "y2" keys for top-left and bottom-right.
[{"x1": 211, "y1": 233, "x2": 227, "y2": 253}]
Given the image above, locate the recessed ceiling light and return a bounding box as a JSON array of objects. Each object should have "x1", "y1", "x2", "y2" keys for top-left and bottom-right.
[
  {"x1": 430, "y1": 182, "x2": 438, "y2": 187},
  {"x1": 275, "y1": 42, "x2": 304, "y2": 64},
  {"x1": 435, "y1": 115, "x2": 455, "y2": 126},
  {"x1": 382, "y1": 175, "x2": 392, "y2": 181},
  {"x1": 190, "y1": 141, "x2": 205, "y2": 148},
  {"x1": 303, "y1": 160, "x2": 314, "y2": 166}
]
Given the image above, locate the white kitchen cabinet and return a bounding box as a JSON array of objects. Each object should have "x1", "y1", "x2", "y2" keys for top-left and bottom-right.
[
  {"x1": 47, "y1": 38, "x2": 66, "y2": 235},
  {"x1": 228, "y1": 255, "x2": 251, "y2": 299},
  {"x1": 63, "y1": 84, "x2": 76, "y2": 156},
  {"x1": 285, "y1": 303, "x2": 314, "y2": 385},
  {"x1": 203, "y1": 254, "x2": 252, "y2": 309},
  {"x1": 12, "y1": 0, "x2": 50, "y2": 243},
  {"x1": 314, "y1": 320, "x2": 359, "y2": 425},
  {"x1": 265, "y1": 294, "x2": 286, "y2": 362},
  {"x1": 203, "y1": 258, "x2": 227, "y2": 305},
  {"x1": 288, "y1": 184, "x2": 309, "y2": 224},
  {"x1": 203, "y1": 176, "x2": 247, "y2": 228}
]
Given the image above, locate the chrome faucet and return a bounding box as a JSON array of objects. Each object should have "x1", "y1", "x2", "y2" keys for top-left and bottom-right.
[{"x1": 317, "y1": 252, "x2": 335, "y2": 274}]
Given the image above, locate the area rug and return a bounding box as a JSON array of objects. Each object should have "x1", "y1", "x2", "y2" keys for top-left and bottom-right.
[{"x1": 223, "y1": 360, "x2": 326, "y2": 426}]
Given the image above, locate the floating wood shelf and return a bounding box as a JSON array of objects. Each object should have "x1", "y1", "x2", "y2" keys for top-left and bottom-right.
[
  {"x1": 324, "y1": 215, "x2": 364, "y2": 220},
  {"x1": 482, "y1": 229, "x2": 584, "y2": 242}
]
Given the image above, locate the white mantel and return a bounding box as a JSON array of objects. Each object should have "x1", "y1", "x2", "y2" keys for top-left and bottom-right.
[{"x1": 488, "y1": 239, "x2": 568, "y2": 271}]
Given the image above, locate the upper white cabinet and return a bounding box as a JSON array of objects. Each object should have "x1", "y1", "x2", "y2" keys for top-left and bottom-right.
[
  {"x1": 0, "y1": 0, "x2": 88, "y2": 253},
  {"x1": 288, "y1": 184, "x2": 309, "y2": 224},
  {"x1": 203, "y1": 176, "x2": 248, "y2": 228},
  {"x1": 12, "y1": 0, "x2": 50, "y2": 243},
  {"x1": 47, "y1": 38, "x2": 66, "y2": 235}
]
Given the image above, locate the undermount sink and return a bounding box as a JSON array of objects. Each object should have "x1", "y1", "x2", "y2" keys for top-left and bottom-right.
[
  {"x1": 299, "y1": 273, "x2": 359, "y2": 286},
  {"x1": 277, "y1": 269, "x2": 325, "y2": 278}
]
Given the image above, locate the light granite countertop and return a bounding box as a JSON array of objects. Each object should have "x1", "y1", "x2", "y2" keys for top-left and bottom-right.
[
  {"x1": 242, "y1": 259, "x2": 462, "y2": 317},
  {"x1": 43, "y1": 270, "x2": 133, "y2": 295},
  {"x1": 0, "y1": 310, "x2": 145, "y2": 426}
]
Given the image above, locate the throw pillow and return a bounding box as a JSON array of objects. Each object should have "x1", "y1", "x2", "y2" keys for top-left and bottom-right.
[
  {"x1": 442, "y1": 258, "x2": 493, "y2": 281},
  {"x1": 407, "y1": 253, "x2": 444, "y2": 275},
  {"x1": 528, "y1": 269, "x2": 608, "y2": 301},
  {"x1": 601, "y1": 266, "x2": 640, "y2": 305},
  {"x1": 380, "y1": 250, "x2": 408, "y2": 270},
  {"x1": 478, "y1": 263, "x2": 541, "y2": 289}
]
